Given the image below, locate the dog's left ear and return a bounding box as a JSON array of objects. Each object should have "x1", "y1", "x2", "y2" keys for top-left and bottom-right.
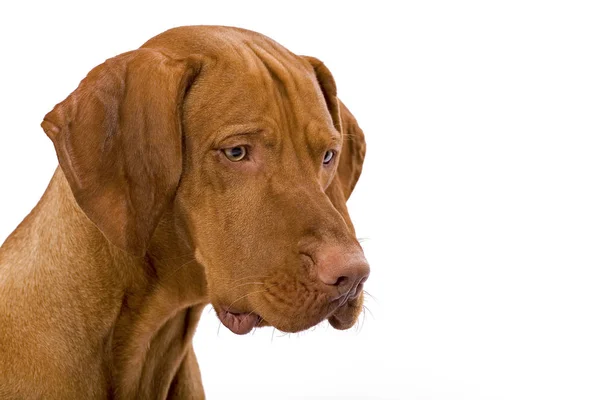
[{"x1": 303, "y1": 56, "x2": 367, "y2": 232}]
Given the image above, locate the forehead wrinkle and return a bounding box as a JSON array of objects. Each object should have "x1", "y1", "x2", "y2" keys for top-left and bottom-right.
[
  {"x1": 245, "y1": 43, "x2": 337, "y2": 138},
  {"x1": 246, "y1": 41, "x2": 307, "y2": 127},
  {"x1": 211, "y1": 120, "x2": 280, "y2": 148},
  {"x1": 243, "y1": 41, "x2": 335, "y2": 173},
  {"x1": 246, "y1": 42, "x2": 299, "y2": 90},
  {"x1": 245, "y1": 43, "x2": 307, "y2": 162}
]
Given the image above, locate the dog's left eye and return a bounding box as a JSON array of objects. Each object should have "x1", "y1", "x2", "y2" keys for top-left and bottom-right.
[
  {"x1": 223, "y1": 146, "x2": 247, "y2": 162},
  {"x1": 323, "y1": 150, "x2": 335, "y2": 165}
]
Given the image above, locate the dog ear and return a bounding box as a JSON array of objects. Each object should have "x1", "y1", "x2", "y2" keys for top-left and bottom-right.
[
  {"x1": 303, "y1": 56, "x2": 367, "y2": 231},
  {"x1": 41, "y1": 49, "x2": 202, "y2": 256}
]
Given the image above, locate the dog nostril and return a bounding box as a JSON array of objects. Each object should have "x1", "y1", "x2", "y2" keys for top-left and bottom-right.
[{"x1": 334, "y1": 276, "x2": 349, "y2": 287}]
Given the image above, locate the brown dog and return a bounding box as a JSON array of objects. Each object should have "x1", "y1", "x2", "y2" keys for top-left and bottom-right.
[{"x1": 0, "y1": 26, "x2": 368, "y2": 399}]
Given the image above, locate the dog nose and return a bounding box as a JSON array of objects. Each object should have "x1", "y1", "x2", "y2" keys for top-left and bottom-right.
[{"x1": 315, "y1": 245, "x2": 370, "y2": 298}]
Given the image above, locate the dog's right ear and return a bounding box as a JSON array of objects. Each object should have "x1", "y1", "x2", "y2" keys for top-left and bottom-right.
[
  {"x1": 41, "y1": 49, "x2": 202, "y2": 256},
  {"x1": 302, "y1": 56, "x2": 366, "y2": 200}
]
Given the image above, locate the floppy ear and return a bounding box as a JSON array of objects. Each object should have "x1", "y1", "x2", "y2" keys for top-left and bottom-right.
[
  {"x1": 41, "y1": 48, "x2": 202, "y2": 256},
  {"x1": 303, "y1": 56, "x2": 367, "y2": 231}
]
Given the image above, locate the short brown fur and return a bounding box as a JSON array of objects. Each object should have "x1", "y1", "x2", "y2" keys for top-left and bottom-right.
[{"x1": 0, "y1": 26, "x2": 367, "y2": 399}]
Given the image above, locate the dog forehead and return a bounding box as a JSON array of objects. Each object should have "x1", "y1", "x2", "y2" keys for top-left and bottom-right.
[
  {"x1": 143, "y1": 26, "x2": 324, "y2": 106},
  {"x1": 145, "y1": 26, "x2": 326, "y2": 100},
  {"x1": 182, "y1": 69, "x2": 336, "y2": 151},
  {"x1": 144, "y1": 26, "x2": 337, "y2": 145}
]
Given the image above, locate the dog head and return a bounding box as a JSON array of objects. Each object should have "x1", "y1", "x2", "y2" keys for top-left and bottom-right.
[{"x1": 42, "y1": 26, "x2": 369, "y2": 334}]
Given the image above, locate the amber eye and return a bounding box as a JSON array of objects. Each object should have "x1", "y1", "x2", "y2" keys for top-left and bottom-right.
[
  {"x1": 223, "y1": 146, "x2": 247, "y2": 162},
  {"x1": 323, "y1": 150, "x2": 335, "y2": 165}
]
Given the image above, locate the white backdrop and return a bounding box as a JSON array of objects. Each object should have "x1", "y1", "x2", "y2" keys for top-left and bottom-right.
[{"x1": 1, "y1": 1, "x2": 599, "y2": 399}]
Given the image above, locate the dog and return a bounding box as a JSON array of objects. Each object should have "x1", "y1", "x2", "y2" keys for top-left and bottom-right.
[{"x1": 0, "y1": 25, "x2": 369, "y2": 399}]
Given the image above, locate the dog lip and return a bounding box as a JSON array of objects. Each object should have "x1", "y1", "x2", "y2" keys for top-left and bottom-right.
[
  {"x1": 349, "y1": 281, "x2": 366, "y2": 299},
  {"x1": 330, "y1": 281, "x2": 365, "y2": 305},
  {"x1": 216, "y1": 307, "x2": 261, "y2": 335}
]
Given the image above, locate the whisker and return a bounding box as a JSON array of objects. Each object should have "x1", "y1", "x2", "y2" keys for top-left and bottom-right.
[
  {"x1": 362, "y1": 304, "x2": 374, "y2": 320},
  {"x1": 246, "y1": 303, "x2": 266, "y2": 335},
  {"x1": 363, "y1": 290, "x2": 379, "y2": 303},
  {"x1": 277, "y1": 330, "x2": 289, "y2": 338},
  {"x1": 227, "y1": 281, "x2": 265, "y2": 291},
  {"x1": 265, "y1": 315, "x2": 289, "y2": 342},
  {"x1": 225, "y1": 286, "x2": 274, "y2": 311},
  {"x1": 354, "y1": 306, "x2": 366, "y2": 334},
  {"x1": 228, "y1": 274, "x2": 272, "y2": 285}
]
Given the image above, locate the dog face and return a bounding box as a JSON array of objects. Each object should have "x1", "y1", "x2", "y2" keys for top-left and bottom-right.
[{"x1": 42, "y1": 26, "x2": 369, "y2": 334}]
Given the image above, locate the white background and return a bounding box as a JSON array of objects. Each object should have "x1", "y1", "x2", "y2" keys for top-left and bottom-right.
[{"x1": 1, "y1": 1, "x2": 599, "y2": 399}]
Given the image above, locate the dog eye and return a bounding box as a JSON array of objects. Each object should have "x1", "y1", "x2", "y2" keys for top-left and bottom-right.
[
  {"x1": 323, "y1": 150, "x2": 335, "y2": 165},
  {"x1": 223, "y1": 146, "x2": 247, "y2": 162}
]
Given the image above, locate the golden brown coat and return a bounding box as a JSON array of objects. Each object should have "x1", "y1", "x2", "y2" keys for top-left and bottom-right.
[{"x1": 0, "y1": 26, "x2": 368, "y2": 399}]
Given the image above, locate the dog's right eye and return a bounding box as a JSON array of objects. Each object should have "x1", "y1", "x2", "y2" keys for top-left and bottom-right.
[{"x1": 223, "y1": 146, "x2": 247, "y2": 162}]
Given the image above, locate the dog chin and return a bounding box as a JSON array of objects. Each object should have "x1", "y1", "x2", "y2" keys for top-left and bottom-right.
[
  {"x1": 328, "y1": 294, "x2": 364, "y2": 330},
  {"x1": 216, "y1": 292, "x2": 365, "y2": 335}
]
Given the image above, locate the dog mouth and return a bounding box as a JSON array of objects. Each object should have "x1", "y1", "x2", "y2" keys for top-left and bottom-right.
[
  {"x1": 216, "y1": 307, "x2": 263, "y2": 335},
  {"x1": 215, "y1": 289, "x2": 364, "y2": 335}
]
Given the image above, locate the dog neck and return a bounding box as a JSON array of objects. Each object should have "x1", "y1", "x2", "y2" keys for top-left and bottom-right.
[{"x1": 20, "y1": 168, "x2": 209, "y2": 397}]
